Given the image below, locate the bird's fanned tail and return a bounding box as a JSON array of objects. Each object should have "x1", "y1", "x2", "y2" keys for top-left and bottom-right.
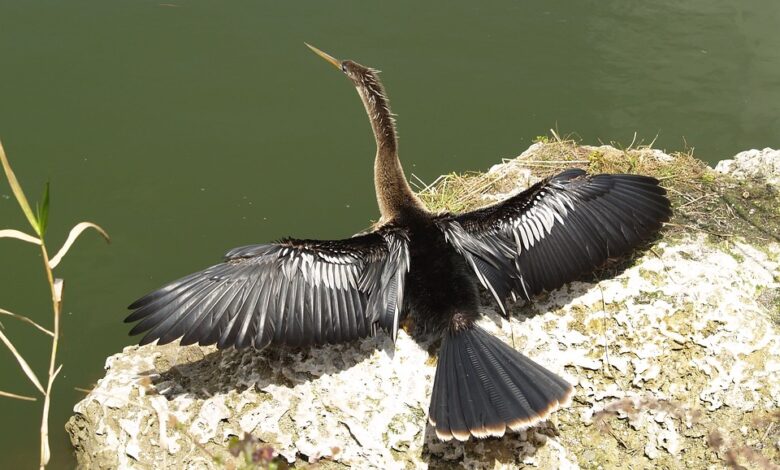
[{"x1": 428, "y1": 325, "x2": 572, "y2": 441}]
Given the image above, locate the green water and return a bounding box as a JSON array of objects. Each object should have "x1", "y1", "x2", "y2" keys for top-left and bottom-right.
[{"x1": 0, "y1": 1, "x2": 778, "y2": 467}]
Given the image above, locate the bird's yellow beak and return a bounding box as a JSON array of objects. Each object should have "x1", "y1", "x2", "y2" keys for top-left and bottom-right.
[{"x1": 305, "y1": 43, "x2": 341, "y2": 70}]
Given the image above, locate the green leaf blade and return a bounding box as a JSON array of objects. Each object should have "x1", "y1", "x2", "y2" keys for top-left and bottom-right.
[{"x1": 35, "y1": 181, "x2": 50, "y2": 237}]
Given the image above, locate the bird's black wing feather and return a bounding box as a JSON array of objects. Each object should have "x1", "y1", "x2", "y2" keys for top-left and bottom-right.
[
  {"x1": 435, "y1": 169, "x2": 671, "y2": 314},
  {"x1": 126, "y1": 226, "x2": 409, "y2": 349}
]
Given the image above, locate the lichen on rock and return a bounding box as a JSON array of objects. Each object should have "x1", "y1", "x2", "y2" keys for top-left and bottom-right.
[{"x1": 66, "y1": 143, "x2": 780, "y2": 469}]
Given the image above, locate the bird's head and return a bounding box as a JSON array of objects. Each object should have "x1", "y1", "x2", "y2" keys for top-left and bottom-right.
[
  {"x1": 305, "y1": 43, "x2": 379, "y2": 87},
  {"x1": 305, "y1": 43, "x2": 397, "y2": 153}
]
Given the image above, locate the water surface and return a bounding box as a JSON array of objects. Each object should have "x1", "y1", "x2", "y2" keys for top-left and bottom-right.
[{"x1": 1, "y1": 1, "x2": 779, "y2": 467}]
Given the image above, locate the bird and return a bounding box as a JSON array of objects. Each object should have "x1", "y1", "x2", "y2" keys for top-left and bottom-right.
[{"x1": 126, "y1": 44, "x2": 672, "y2": 441}]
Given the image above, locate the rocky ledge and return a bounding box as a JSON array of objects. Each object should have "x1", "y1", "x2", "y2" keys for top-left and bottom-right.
[{"x1": 66, "y1": 143, "x2": 780, "y2": 469}]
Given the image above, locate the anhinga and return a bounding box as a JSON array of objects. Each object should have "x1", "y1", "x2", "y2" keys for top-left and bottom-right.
[{"x1": 126, "y1": 45, "x2": 672, "y2": 441}]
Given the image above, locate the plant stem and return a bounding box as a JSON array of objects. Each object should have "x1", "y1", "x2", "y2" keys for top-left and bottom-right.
[
  {"x1": 38, "y1": 243, "x2": 60, "y2": 470},
  {"x1": 2, "y1": 138, "x2": 107, "y2": 468}
]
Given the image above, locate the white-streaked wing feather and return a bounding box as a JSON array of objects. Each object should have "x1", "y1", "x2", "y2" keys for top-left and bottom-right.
[
  {"x1": 126, "y1": 227, "x2": 409, "y2": 349},
  {"x1": 436, "y1": 169, "x2": 671, "y2": 312}
]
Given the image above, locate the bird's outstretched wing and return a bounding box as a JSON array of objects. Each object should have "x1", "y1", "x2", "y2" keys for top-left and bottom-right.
[
  {"x1": 126, "y1": 226, "x2": 409, "y2": 349},
  {"x1": 434, "y1": 169, "x2": 671, "y2": 314}
]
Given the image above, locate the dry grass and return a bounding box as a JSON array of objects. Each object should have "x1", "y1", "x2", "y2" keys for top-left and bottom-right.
[{"x1": 411, "y1": 169, "x2": 526, "y2": 214}]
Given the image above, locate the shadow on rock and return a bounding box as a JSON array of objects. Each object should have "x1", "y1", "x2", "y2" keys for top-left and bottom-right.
[
  {"x1": 144, "y1": 334, "x2": 396, "y2": 400},
  {"x1": 421, "y1": 420, "x2": 562, "y2": 468}
]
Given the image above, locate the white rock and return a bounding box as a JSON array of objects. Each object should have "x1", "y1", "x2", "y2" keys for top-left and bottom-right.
[{"x1": 715, "y1": 147, "x2": 780, "y2": 184}]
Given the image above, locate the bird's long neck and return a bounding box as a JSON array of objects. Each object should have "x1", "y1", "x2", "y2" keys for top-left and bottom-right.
[{"x1": 355, "y1": 71, "x2": 425, "y2": 221}]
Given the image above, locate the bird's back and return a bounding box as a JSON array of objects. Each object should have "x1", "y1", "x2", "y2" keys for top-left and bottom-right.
[{"x1": 401, "y1": 215, "x2": 481, "y2": 333}]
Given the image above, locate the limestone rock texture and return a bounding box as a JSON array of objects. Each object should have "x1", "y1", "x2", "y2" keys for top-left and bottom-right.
[
  {"x1": 66, "y1": 144, "x2": 780, "y2": 469},
  {"x1": 716, "y1": 148, "x2": 780, "y2": 186}
]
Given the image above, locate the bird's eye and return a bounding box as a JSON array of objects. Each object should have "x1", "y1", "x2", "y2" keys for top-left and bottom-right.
[{"x1": 341, "y1": 63, "x2": 348, "y2": 73}]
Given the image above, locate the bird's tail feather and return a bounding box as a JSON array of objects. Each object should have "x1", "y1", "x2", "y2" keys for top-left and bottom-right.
[{"x1": 428, "y1": 325, "x2": 573, "y2": 441}]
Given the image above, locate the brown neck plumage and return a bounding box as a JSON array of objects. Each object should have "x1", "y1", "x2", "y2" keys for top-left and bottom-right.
[{"x1": 354, "y1": 70, "x2": 425, "y2": 221}]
